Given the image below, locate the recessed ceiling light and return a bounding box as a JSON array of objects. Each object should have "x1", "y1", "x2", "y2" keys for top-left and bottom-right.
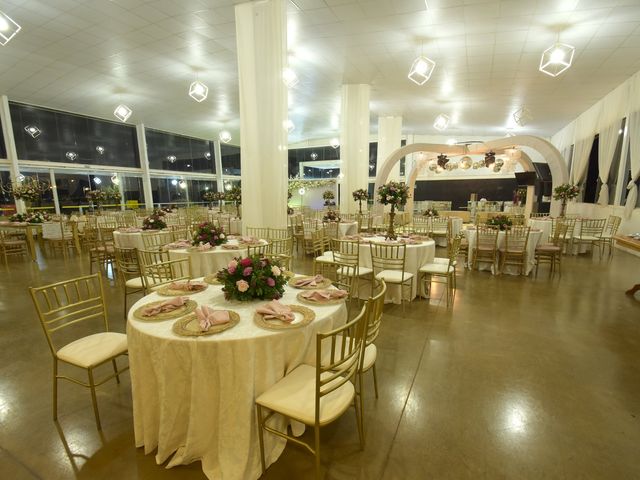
[
  {"x1": 96, "y1": 145, "x2": 105, "y2": 154},
  {"x1": 114, "y1": 104, "x2": 132, "y2": 122},
  {"x1": 219, "y1": 130, "x2": 232, "y2": 143},
  {"x1": 189, "y1": 80, "x2": 208, "y2": 102},
  {"x1": 0, "y1": 10, "x2": 21, "y2": 46},
  {"x1": 408, "y1": 55, "x2": 436, "y2": 85},
  {"x1": 539, "y1": 42, "x2": 575, "y2": 77},
  {"x1": 65, "y1": 151, "x2": 78, "y2": 161},
  {"x1": 433, "y1": 114, "x2": 450, "y2": 131},
  {"x1": 24, "y1": 125, "x2": 40, "y2": 138},
  {"x1": 282, "y1": 67, "x2": 299, "y2": 88}
]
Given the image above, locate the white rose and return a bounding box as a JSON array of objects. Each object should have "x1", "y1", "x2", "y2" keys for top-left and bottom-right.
[{"x1": 220, "y1": 233, "x2": 225, "y2": 239}]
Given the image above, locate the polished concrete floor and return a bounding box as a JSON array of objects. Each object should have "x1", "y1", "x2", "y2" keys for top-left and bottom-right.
[{"x1": 0, "y1": 245, "x2": 639, "y2": 480}]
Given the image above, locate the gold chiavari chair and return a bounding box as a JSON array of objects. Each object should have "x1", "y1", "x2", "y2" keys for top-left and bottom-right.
[
  {"x1": 573, "y1": 218, "x2": 607, "y2": 257},
  {"x1": 511, "y1": 214, "x2": 526, "y2": 226},
  {"x1": 267, "y1": 227, "x2": 291, "y2": 240},
  {"x1": 597, "y1": 215, "x2": 622, "y2": 257},
  {"x1": 356, "y1": 213, "x2": 372, "y2": 234},
  {"x1": 332, "y1": 238, "x2": 374, "y2": 297},
  {"x1": 114, "y1": 247, "x2": 144, "y2": 317},
  {"x1": 312, "y1": 230, "x2": 334, "y2": 276},
  {"x1": 430, "y1": 217, "x2": 450, "y2": 241},
  {"x1": 369, "y1": 243, "x2": 413, "y2": 311},
  {"x1": 529, "y1": 212, "x2": 549, "y2": 218},
  {"x1": 0, "y1": 229, "x2": 29, "y2": 265},
  {"x1": 170, "y1": 227, "x2": 189, "y2": 241},
  {"x1": 28, "y1": 274, "x2": 129, "y2": 430},
  {"x1": 247, "y1": 242, "x2": 270, "y2": 257},
  {"x1": 141, "y1": 230, "x2": 174, "y2": 250},
  {"x1": 302, "y1": 221, "x2": 321, "y2": 256},
  {"x1": 266, "y1": 237, "x2": 293, "y2": 270},
  {"x1": 500, "y1": 226, "x2": 530, "y2": 275},
  {"x1": 331, "y1": 261, "x2": 358, "y2": 304},
  {"x1": 419, "y1": 235, "x2": 462, "y2": 307},
  {"x1": 137, "y1": 249, "x2": 191, "y2": 293},
  {"x1": 45, "y1": 219, "x2": 80, "y2": 258},
  {"x1": 535, "y1": 223, "x2": 568, "y2": 277},
  {"x1": 472, "y1": 226, "x2": 499, "y2": 271},
  {"x1": 256, "y1": 303, "x2": 368, "y2": 479},
  {"x1": 90, "y1": 226, "x2": 117, "y2": 274},
  {"x1": 358, "y1": 279, "x2": 386, "y2": 399},
  {"x1": 247, "y1": 227, "x2": 270, "y2": 239}
]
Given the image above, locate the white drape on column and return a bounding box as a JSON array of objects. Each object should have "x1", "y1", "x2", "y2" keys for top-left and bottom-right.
[
  {"x1": 339, "y1": 84, "x2": 370, "y2": 215},
  {"x1": 235, "y1": 0, "x2": 288, "y2": 230},
  {"x1": 597, "y1": 122, "x2": 621, "y2": 205},
  {"x1": 625, "y1": 111, "x2": 640, "y2": 219},
  {"x1": 377, "y1": 116, "x2": 403, "y2": 184}
]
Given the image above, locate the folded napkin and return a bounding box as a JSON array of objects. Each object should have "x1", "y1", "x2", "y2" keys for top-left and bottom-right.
[
  {"x1": 401, "y1": 238, "x2": 420, "y2": 245},
  {"x1": 141, "y1": 296, "x2": 187, "y2": 317},
  {"x1": 168, "y1": 280, "x2": 208, "y2": 291},
  {"x1": 292, "y1": 274, "x2": 324, "y2": 287},
  {"x1": 195, "y1": 305, "x2": 230, "y2": 331},
  {"x1": 118, "y1": 227, "x2": 142, "y2": 233},
  {"x1": 221, "y1": 244, "x2": 241, "y2": 250},
  {"x1": 256, "y1": 300, "x2": 295, "y2": 323},
  {"x1": 241, "y1": 236, "x2": 261, "y2": 244},
  {"x1": 164, "y1": 239, "x2": 192, "y2": 250},
  {"x1": 300, "y1": 289, "x2": 348, "y2": 301},
  {"x1": 195, "y1": 242, "x2": 213, "y2": 251}
]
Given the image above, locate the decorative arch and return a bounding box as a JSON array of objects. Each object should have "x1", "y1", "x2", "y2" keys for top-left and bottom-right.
[{"x1": 373, "y1": 135, "x2": 569, "y2": 216}]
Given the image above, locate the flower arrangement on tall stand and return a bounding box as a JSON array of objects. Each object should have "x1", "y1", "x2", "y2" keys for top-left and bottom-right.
[
  {"x1": 203, "y1": 191, "x2": 226, "y2": 212},
  {"x1": 142, "y1": 210, "x2": 168, "y2": 230},
  {"x1": 322, "y1": 190, "x2": 336, "y2": 207},
  {"x1": 553, "y1": 183, "x2": 580, "y2": 217},
  {"x1": 225, "y1": 186, "x2": 242, "y2": 218},
  {"x1": 377, "y1": 181, "x2": 410, "y2": 240},
  {"x1": 11, "y1": 178, "x2": 47, "y2": 209},
  {"x1": 104, "y1": 186, "x2": 122, "y2": 209},
  {"x1": 216, "y1": 255, "x2": 288, "y2": 301},
  {"x1": 352, "y1": 188, "x2": 368, "y2": 214},
  {"x1": 86, "y1": 190, "x2": 107, "y2": 211},
  {"x1": 191, "y1": 222, "x2": 227, "y2": 247}
]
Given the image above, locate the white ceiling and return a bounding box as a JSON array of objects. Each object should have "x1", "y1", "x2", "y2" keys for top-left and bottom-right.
[{"x1": 1, "y1": 0, "x2": 640, "y2": 143}]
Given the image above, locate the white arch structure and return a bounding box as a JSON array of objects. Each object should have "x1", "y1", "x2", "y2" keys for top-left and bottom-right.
[{"x1": 373, "y1": 135, "x2": 569, "y2": 217}]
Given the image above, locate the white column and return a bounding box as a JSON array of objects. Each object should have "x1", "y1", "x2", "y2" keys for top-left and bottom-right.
[
  {"x1": 117, "y1": 175, "x2": 125, "y2": 211},
  {"x1": 377, "y1": 115, "x2": 403, "y2": 184},
  {"x1": 0, "y1": 95, "x2": 25, "y2": 213},
  {"x1": 213, "y1": 140, "x2": 224, "y2": 193},
  {"x1": 49, "y1": 169, "x2": 61, "y2": 215},
  {"x1": 235, "y1": 0, "x2": 288, "y2": 231},
  {"x1": 136, "y1": 124, "x2": 154, "y2": 210},
  {"x1": 339, "y1": 84, "x2": 370, "y2": 215}
]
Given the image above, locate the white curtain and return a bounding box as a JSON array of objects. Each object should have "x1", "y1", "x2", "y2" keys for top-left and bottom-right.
[
  {"x1": 625, "y1": 111, "x2": 640, "y2": 219},
  {"x1": 597, "y1": 123, "x2": 621, "y2": 205},
  {"x1": 571, "y1": 135, "x2": 595, "y2": 185}
]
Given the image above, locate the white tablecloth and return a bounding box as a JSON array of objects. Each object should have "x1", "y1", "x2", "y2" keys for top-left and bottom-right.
[
  {"x1": 431, "y1": 217, "x2": 463, "y2": 246},
  {"x1": 338, "y1": 221, "x2": 358, "y2": 237},
  {"x1": 168, "y1": 240, "x2": 268, "y2": 277},
  {"x1": 528, "y1": 218, "x2": 589, "y2": 255},
  {"x1": 127, "y1": 282, "x2": 347, "y2": 480},
  {"x1": 464, "y1": 228, "x2": 543, "y2": 275},
  {"x1": 113, "y1": 230, "x2": 147, "y2": 250},
  {"x1": 358, "y1": 236, "x2": 436, "y2": 303},
  {"x1": 208, "y1": 213, "x2": 243, "y2": 235}
]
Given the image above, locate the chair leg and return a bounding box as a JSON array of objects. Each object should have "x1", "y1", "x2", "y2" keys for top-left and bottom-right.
[
  {"x1": 88, "y1": 368, "x2": 102, "y2": 430},
  {"x1": 353, "y1": 395, "x2": 365, "y2": 450},
  {"x1": 372, "y1": 364, "x2": 379, "y2": 399},
  {"x1": 256, "y1": 404, "x2": 267, "y2": 473},
  {"x1": 314, "y1": 424, "x2": 321, "y2": 480},
  {"x1": 112, "y1": 358, "x2": 120, "y2": 384},
  {"x1": 53, "y1": 360, "x2": 58, "y2": 421}
]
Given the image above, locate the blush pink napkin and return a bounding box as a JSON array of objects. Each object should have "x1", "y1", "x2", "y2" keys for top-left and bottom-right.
[
  {"x1": 300, "y1": 289, "x2": 348, "y2": 301},
  {"x1": 141, "y1": 296, "x2": 187, "y2": 317},
  {"x1": 221, "y1": 244, "x2": 241, "y2": 250},
  {"x1": 401, "y1": 238, "x2": 421, "y2": 245},
  {"x1": 256, "y1": 300, "x2": 295, "y2": 323},
  {"x1": 168, "y1": 280, "x2": 208, "y2": 291},
  {"x1": 195, "y1": 305, "x2": 230, "y2": 331},
  {"x1": 195, "y1": 242, "x2": 213, "y2": 251},
  {"x1": 164, "y1": 239, "x2": 192, "y2": 250},
  {"x1": 293, "y1": 274, "x2": 324, "y2": 287},
  {"x1": 240, "y1": 236, "x2": 260, "y2": 244}
]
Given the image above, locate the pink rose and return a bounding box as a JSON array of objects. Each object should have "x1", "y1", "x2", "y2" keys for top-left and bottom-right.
[
  {"x1": 266, "y1": 277, "x2": 275, "y2": 287},
  {"x1": 236, "y1": 280, "x2": 249, "y2": 292},
  {"x1": 240, "y1": 257, "x2": 252, "y2": 267},
  {"x1": 228, "y1": 265, "x2": 236, "y2": 274},
  {"x1": 228, "y1": 260, "x2": 238, "y2": 270},
  {"x1": 243, "y1": 267, "x2": 253, "y2": 276}
]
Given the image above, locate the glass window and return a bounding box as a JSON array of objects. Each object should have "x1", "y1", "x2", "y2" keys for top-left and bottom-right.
[
  {"x1": 187, "y1": 178, "x2": 218, "y2": 205},
  {"x1": 606, "y1": 119, "x2": 625, "y2": 204},
  {"x1": 146, "y1": 128, "x2": 215, "y2": 173},
  {"x1": 0, "y1": 116, "x2": 6, "y2": 158},
  {"x1": 120, "y1": 175, "x2": 145, "y2": 209},
  {"x1": 221, "y1": 144, "x2": 241, "y2": 176},
  {"x1": 369, "y1": 142, "x2": 377, "y2": 177},
  {"x1": 150, "y1": 176, "x2": 190, "y2": 206},
  {"x1": 582, "y1": 136, "x2": 599, "y2": 204},
  {"x1": 20, "y1": 170, "x2": 55, "y2": 211},
  {"x1": 55, "y1": 172, "x2": 92, "y2": 213},
  {"x1": 10, "y1": 102, "x2": 140, "y2": 167}
]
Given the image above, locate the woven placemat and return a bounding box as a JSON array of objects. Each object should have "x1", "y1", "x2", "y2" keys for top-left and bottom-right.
[
  {"x1": 204, "y1": 274, "x2": 222, "y2": 285},
  {"x1": 289, "y1": 276, "x2": 333, "y2": 290},
  {"x1": 172, "y1": 310, "x2": 240, "y2": 336},
  {"x1": 132, "y1": 299, "x2": 197, "y2": 321},
  {"x1": 253, "y1": 304, "x2": 315, "y2": 330},
  {"x1": 156, "y1": 283, "x2": 208, "y2": 296},
  {"x1": 296, "y1": 291, "x2": 346, "y2": 306}
]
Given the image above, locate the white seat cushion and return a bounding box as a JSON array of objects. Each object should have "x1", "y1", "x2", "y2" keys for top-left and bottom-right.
[
  {"x1": 573, "y1": 235, "x2": 599, "y2": 241},
  {"x1": 57, "y1": 332, "x2": 127, "y2": 368},
  {"x1": 256, "y1": 364, "x2": 355, "y2": 426},
  {"x1": 314, "y1": 255, "x2": 334, "y2": 263},
  {"x1": 433, "y1": 257, "x2": 457, "y2": 266},
  {"x1": 375, "y1": 270, "x2": 414, "y2": 283},
  {"x1": 336, "y1": 266, "x2": 373, "y2": 277},
  {"x1": 125, "y1": 276, "x2": 145, "y2": 289},
  {"x1": 419, "y1": 263, "x2": 454, "y2": 274}
]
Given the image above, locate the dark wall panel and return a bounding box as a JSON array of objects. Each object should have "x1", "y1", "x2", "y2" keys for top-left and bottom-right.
[{"x1": 414, "y1": 178, "x2": 518, "y2": 210}]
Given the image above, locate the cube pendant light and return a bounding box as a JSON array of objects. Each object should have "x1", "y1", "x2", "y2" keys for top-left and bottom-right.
[
  {"x1": 114, "y1": 104, "x2": 132, "y2": 122},
  {"x1": 189, "y1": 81, "x2": 208, "y2": 102},
  {"x1": 219, "y1": 131, "x2": 232, "y2": 143},
  {"x1": 539, "y1": 42, "x2": 575, "y2": 77},
  {"x1": 0, "y1": 10, "x2": 21, "y2": 46},
  {"x1": 408, "y1": 55, "x2": 436, "y2": 85},
  {"x1": 513, "y1": 106, "x2": 532, "y2": 127},
  {"x1": 433, "y1": 114, "x2": 450, "y2": 131}
]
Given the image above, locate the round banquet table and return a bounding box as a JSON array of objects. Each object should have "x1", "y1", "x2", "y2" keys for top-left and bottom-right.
[
  {"x1": 207, "y1": 213, "x2": 243, "y2": 235},
  {"x1": 127, "y1": 280, "x2": 347, "y2": 480},
  {"x1": 357, "y1": 236, "x2": 436, "y2": 304},
  {"x1": 113, "y1": 229, "x2": 149, "y2": 250},
  {"x1": 432, "y1": 217, "x2": 463, "y2": 246},
  {"x1": 527, "y1": 218, "x2": 589, "y2": 255},
  {"x1": 338, "y1": 221, "x2": 358, "y2": 237},
  {"x1": 463, "y1": 227, "x2": 543, "y2": 275},
  {"x1": 168, "y1": 239, "x2": 268, "y2": 277}
]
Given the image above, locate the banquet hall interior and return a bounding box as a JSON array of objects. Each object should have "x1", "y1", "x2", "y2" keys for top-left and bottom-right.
[{"x1": 1, "y1": 0, "x2": 640, "y2": 479}]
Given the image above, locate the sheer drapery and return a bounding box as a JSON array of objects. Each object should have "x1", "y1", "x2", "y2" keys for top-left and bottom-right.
[
  {"x1": 625, "y1": 111, "x2": 640, "y2": 219},
  {"x1": 597, "y1": 122, "x2": 621, "y2": 205},
  {"x1": 570, "y1": 135, "x2": 595, "y2": 185}
]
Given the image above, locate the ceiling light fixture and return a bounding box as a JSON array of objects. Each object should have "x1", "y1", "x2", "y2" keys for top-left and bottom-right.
[
  {"x1": 167, "y1": 155, "x2": 177, "y2": 163},
  {"x1": 111, "y1": 174, "x2": 120, "y2": 185},
  {"x1": 93, "y1": 177, "x2": 102, "y2": 185},
  {"x1": 539, "y1": 41, "x2": 575, "y2": 77},
  {"x1": 484, "y1": 151, "x2": 496, "y2": 167},
  {"x1": 171, "y1": 179, "x2": 178, "y2": 186},
  {"x1": 282, "y1": 67, "x2": 299, "y2": 88},
  {"x1": 436, "y1": 153, "x2": 449, "y2": 168},
  {"x1": 96, "y1": 145, "x2": 105, "y2": 155},
  {"x1": 189, "y1": 80, "x2": 208, "y2": 102},
  {"x1": 433, "y1": 114, "x2": 450, "y2": 131},
  {"x1": 330, "y1": 138, "x2": 340, "y2": 149},
  {"x1": 408, "y1": 54, "x2": 436, "y2": 86},
  {"x1": 16, "y1": 173, "x2": 25, "y2": 182},
  {"x1": 513, "y1": 106, "x2": 532, "y2": 127},
  {"x1": 24, "y1": 125, "x2": 41, "y2": 138},
  {"x1": 65, "y1": 151, "x2": 78, "y2": 161},
  {"x1": 459, "y1": 156, "x2": 472, "y2": 170},
  {"x1": 219, "y1": 130, "x2": 232, "y2": 143},
  {"x1": 114, "y1": 104, "x2": 132, "y2": 122},
  {"x1": 0, "y1": 10, "x2": 21, "y2": 46},
  {"x1": 204, "y1": 152, "x2": 212, "y2": 160},
  {"x1": 310, "y1": 152, "x2": 318, "y2": 160},
  {"x1": 179, "y1": 180, "x2": 187, "y2": 190}
]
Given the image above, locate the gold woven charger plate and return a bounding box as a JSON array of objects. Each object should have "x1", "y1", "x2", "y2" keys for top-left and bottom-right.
[
  {"x1": 253, "y1": 304, "x2": 315, "y2": 330},
  {"x1": 172, "y1": 310, "x2": 240, "y2": 336},
  {"x1": 204, "y1": 274, "x2": 222, "y2": 285},
  {"x1": 132, "y1": 299, "x2": 197, "y2": 321},
  {"x1": 296, "y1": 291, "x2": 346, "y2": 306},
  {"x1": 156, "y1": 283, "x2": 208, "y2": 296},
  {"x1": 289, "y1": 276, "x2": 333, "y2": 290}
]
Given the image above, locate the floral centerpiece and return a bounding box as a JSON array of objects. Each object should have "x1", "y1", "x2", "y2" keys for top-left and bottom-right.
[
  {"x1": 86, "y1": 190, "x2": 107, "y2": 208},
  {"x1": 377, "y1": 181, "x2": 410, "y2": 240},
  {"x1": 352, "y1": 188, "x2": 368, "y2": 214},
  {"x1": 322, "y1": 190, "x2": 336, "y2": 206},
  {"x1": 142, "y1": 211, "x2": 167, "y2": 230},
  {"x1": 486, "y1": 214, "x2": 513, "y2": 231},
  {"x1": 191, "y1": 221, "x2": 227, "y2": 247},
  {"x1": 104, "y1": 186, "x2": 122, "y2": 205},
  {"x1": 216, "y1": 255, "x2": 288, "y2": 301},
  {"x1": 323, "y1": 210, "x2": 341, "y2": 222},
  {"x1": 9, "y1": 213, "x2": 26, "y2": 222},
  {"x1": 160, "y1": 206, "x2": 173, "y2": 214},
  {"x1": 203, "y1": 191, "x2": 226, "y2": 212},
  {"x1": 423, "y1": 208, "x2": 439, "y2": 217},
  {"x1": 225, "y1": 186, "x2": 242, "y2": 218},
  {"x1": 12, "y1": 180, "x2": 42, "y2": 203},
  {"x1": 553, "y1": 183, "x2": 580, "y2": 217},
  {"x1": 26, "y1": 212, "x2": 51, "y2": 223}
]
